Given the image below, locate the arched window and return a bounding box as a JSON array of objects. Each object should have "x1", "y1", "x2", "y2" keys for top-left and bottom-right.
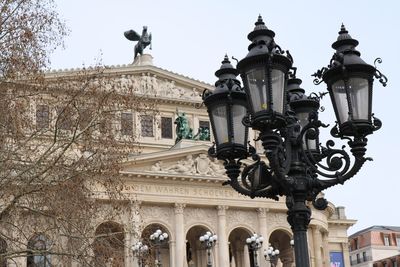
[
  {"x1": 0, "y1": 238, "x2": 7, "y2": 267},
  {"x1": 27, "y1": 234, "x2": 51, "y2": 267},
  {"x1": 93, "y1": 222, "x2": 125, "y2": 267}
]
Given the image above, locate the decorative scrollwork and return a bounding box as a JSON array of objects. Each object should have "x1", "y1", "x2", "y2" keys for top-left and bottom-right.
[
  {"x1": 374, "y1": 58, "x2": 388, "y2": 87},
  {"x1": 312, "y1": 197, "x2": 328, "y2": 210},
  {"x1": 372, "y1": 114, "x2": 382, "y2": 131},
  {"x1": 208, "y1": 143, "x2": 217, "y2": 158},
  {"x1": 286, "y1": 50, "x2": 294, "y2": 63},
  {"x1": 312, "y1": 67, "x2": 328, "y2": 85},
  {"x1": 242, "y1": 113, "x2": 252, "y2": 127}
]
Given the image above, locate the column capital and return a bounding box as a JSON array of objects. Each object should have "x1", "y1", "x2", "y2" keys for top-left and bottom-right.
[
  {"x1": 256, "y1": 208, "x2": 268, "y2": 218},
  {"x1": 174, "y1": 203, "x2": 186, "y2": 214},
  {"x1": 217, "y1": 205, "x2": 228, "y2": 215}
]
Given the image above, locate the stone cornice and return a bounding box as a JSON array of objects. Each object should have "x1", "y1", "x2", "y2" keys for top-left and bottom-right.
[
  {"x1": 328, "y1": 218, "x2": 357, "y2": 226},
  {"x1": 45, "y1": 63, "x2": 213, "y2": 92}
]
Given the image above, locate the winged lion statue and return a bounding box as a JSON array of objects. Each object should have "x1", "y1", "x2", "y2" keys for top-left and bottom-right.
[{"x1": 124, "y1": 26, "x2": 152, "y2": 59}]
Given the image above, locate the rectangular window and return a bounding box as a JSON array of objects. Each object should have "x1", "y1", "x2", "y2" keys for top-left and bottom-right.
[
  {"x1": 78, "y1": 109, "x2": 91, "y2": 130},
  {"x1": 384, "y1": 235, "x2": 391, "y2": 246},
  {"x1": 57, "y1": 107, "x2": 73, "y2": 130},
  {"x1": 161, "y1": 117, "x2": 173, "y2": 139},
  {"x1": 141, "y1": 115, "x2": 154, "y2": 137},
  {"x1": 36, "y1": 105, "x2": 49, "y2": 130},
  {"x1": 121, "y1": 112, "x2": 133, "y2": 136},
  {"x1": 199, "y1": 120, "x2": 210, "y2": 141},
  {"x1": 356, "y1": 253, "x2": 361, "y2": 264},
  {"x1": 362, "y1": 252, "x2": 367, "y2": 262},
  {"x1": 354, "y1": 238, "x2": 359, "y2": 250},
  {"x1": 396, "y1": 236, "x2": 400, "y2": 247}
]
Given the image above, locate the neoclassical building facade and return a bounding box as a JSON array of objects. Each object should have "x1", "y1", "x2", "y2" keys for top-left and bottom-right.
[
  {"x1": 6, "y1": 54, "x2": 355, "y2": 267},
  {"x1": 87, "y1": 54, "x2": 354, "y2": 267}
]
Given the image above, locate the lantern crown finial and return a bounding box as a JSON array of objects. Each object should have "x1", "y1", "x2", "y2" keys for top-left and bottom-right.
[
  {"x1": 332, "y1": 23, "x2": 359, "y2": 51},
  {"x1": 214, "y1": 54, "x2": 239, "y2": 82},
  {"x1": 247, "y1": 14, "x2": 275, "y2": 42},
  {"x1": 254, "y1": 15, "x2": 268, "y2": 29}
]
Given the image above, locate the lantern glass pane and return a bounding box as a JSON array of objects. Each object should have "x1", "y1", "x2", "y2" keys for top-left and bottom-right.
[
  {"x1": 332, "y1": 80, "x2": 349, "y2": 124},
  {"x1": 271, "y1": 69, "x2": 285, "y2": 114},
  {"x1": 211, "y1": 105, "x2": 229, "y2": 145},
  {"x1": 348, "y1": 78, "x2": 369, "y2": 120},
  {"x1": 246, "y1": 68, "x2": 268, "y2": 113},
  {"x1": 232, "y1": 104, "x2": 247, "y2": 146},
  {"x1": 296, "y1": 111, "x2": 317, "y2": 150}
]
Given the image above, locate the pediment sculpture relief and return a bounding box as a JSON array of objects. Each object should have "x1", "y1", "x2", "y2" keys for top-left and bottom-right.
[
  {"x1": 105, "y1": 74, "x2": 202, "y2": 100},
  {"x1": 149, "y1": 154, "x2": 225, "y2": 176}
]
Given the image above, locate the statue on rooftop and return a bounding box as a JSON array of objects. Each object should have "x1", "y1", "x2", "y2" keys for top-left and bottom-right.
[{"x1": 124, "y1": 26, "x2": 152, "y2": 59}]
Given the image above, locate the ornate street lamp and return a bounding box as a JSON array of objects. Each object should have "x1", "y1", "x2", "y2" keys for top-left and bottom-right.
[
  {"x1": 149, "y1": 229, "x2": 168, "y2": 267},
  {"x1": 131, "y1": 241, "x2": 149, "y2": 267},
  {"x1": 199, "y1": 231, "x2": 218, "y2": 267},
  {"x1": 246, "y1": 233, "x2": 264, "y2": 267},
  {"x1": 313, "y1": 24, "x2": 387, "y2": 138},
  {"x1": 202, "y1": 15, "x2": 387, "y2": 267},
  {"x1": 263, "y1": 245, "x2": 280, "y2": 267}
]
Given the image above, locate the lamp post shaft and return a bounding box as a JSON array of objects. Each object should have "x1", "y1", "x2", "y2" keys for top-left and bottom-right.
[
  {"x1": 207, "y1": 247, "x2": 212, "y2": 267},
  {"x1": 156, "y1": 247, "x2": 162, "y2": 267},
  {"x1": 253, "y1": 250, "x2": 259, "y2": 267},
  {"x1": 287, "y1": 185, "x2": 311, "y2": 267}
]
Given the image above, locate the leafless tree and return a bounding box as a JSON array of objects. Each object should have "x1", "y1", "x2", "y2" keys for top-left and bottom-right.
[{"x1": 0, "y1": 1, "x2": 157, "y2": 265}]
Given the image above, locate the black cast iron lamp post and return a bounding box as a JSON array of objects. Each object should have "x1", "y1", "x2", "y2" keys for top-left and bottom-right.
[
  {"x1": 199, "y1": 231, "x2": 218, "y2": 267},
  {"x1": 150, "y1": 229, "x2": 168, "y2": 267},
  {"x1": 264, "y1": 245, "x2": 280, "y2": 267},
  {"x1": 203, "y1": 15, "x2": 387, "y2": 267},
  {"x1": 246, "y1": 233, "x2": 264, "y2": 267},
  {"x1": 131, "y1": 241, "x2": 149, "y2": 267}
]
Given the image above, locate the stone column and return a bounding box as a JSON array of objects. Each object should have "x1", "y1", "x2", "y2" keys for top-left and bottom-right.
[
  {"x1": 257, "y1": 208, "x2": 269, "y2": 267},
  {"x1": 322, "y1": 231, "x2": 329, "y2": 266},
  {"x1": 130, "y1": 201, "x2": 142, "y2": 267},
  {"x1": 341, "y1": 242, "x2": 351, "y2": 267},
  {"x1": 311, "y1": 226, "x2": 323, "y2": 267},
  {"x1": 175, "y1": 203, "x2": 186, "y2": 267},
  {"x1": 243, "y1": 244, "x2": 251, "y2": 267},
  {"x1": 217, "y1": 205, "x2": 229, "y2": 267},
  {"x1": 169, "y1": 240, "x2": 176, "y2": 267},
  {"x1": 125, "y1": 231, "x2": 133, "y2": 267}
]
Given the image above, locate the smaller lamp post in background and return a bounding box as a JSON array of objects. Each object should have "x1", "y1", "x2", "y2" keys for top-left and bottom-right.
[
  {"x1": 246, "y1": 233, "x2": 264, "y2": 267},
  {"x1": 132, "y1": 241, "x2": 149, "y2": 267},
  {"x1": 150, "y1": 229, "x2": 168, "y2": 267},
  {"x1": 199, "y1": 231, "x2": 218, "y2": 267},
  {"x1": 264, "y1": 245, "x2": 280, "y2": 267}
]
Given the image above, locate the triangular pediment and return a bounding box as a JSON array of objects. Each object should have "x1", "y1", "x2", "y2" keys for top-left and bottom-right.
[
  {"x1": 121, "y1": 140, "x2": 226, "y2": 178},
  {"x1": 46, "y1": 55, "x2": 213, "y2": 104}
]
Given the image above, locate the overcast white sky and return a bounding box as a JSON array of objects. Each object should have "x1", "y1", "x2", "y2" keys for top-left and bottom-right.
[{"x1": 51, "y1": 0, "x2": 400, "y2": 235}]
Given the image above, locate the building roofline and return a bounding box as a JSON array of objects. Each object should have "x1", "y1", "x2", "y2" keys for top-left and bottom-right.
[{"x1": 349, "y1": 225, "x2": 400, "y2": 238}]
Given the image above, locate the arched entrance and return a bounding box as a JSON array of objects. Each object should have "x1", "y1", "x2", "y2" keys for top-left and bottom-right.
[
  {"x1": 93, "y1": 221, "x2": 125, "y2": 267},
  {"x1": 269, "y1": 229, "x2": 294, "y2": 267},
  {"x1": 185, "y1": 225, "x2": 215, "y2": 267},
  {"x1": 228, "y1": 227, "x2": 253, "y2": 267},
  {"x1": 141, "y1": 223, "x2": 171, "y2": 267}
]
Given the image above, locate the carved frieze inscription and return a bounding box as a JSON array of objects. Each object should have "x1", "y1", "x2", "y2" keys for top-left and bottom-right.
[{"x1": 134, "y1": 183, "x2": 249, "y2": 200}]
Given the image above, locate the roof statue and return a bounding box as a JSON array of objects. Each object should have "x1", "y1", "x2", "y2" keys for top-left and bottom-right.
[{"x1": 124, "y1": 26, "x2": 152, "y2": 59}]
